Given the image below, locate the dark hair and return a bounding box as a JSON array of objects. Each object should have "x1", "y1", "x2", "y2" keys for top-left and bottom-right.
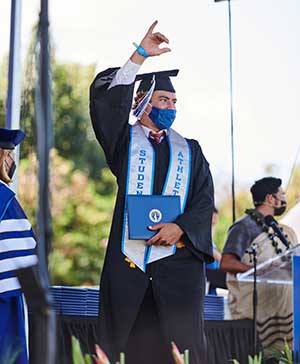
[
  {"x1": 250, "y1": 177, "x2": 282, "y2": 207},
  {"x1": 213, "y1": 207, "x2": 218, "y2": 214},
  {"x1": 132, "y1": 91, "x2": 147, "y2": 110}
]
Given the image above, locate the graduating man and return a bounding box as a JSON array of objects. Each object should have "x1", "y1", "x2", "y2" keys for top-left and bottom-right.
[{"x1": 90, "y1": 21, "x2": 214, "y2": 364}]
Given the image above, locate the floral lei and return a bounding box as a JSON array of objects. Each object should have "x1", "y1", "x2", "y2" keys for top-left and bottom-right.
[{"x1": 245, "y1": 208, "x2": 283, "y2": 254}]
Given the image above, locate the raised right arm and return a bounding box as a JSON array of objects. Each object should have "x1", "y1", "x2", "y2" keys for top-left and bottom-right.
[{"x1": 89, "y1": 21, "x2": 171, "y2": 171}]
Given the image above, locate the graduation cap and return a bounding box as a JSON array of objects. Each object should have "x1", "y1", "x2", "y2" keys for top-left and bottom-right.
[
  {"x1": 136, "y1": 69, "x2": 179, "y2": 93},
  {"x1": 0, "y1": 128, "x2": 26, "y2": 150}
]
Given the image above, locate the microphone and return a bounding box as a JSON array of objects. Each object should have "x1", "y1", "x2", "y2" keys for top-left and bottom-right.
[{"x1": 264, "y1": 215, "x2": 290, "y2": 249}]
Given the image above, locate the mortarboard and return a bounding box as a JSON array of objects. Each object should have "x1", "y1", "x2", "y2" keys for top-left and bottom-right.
[
  {"x1": 136, "y1": 69, "x2": 179, "y2": 93},
  {"x1": 0, "y1": 128, "x2": 26, "y2": 150}
]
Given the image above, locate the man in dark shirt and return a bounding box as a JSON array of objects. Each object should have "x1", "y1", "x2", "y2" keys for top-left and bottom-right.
[{"x1": 220, "y1": 177, "x2": 297, "y2": 352}]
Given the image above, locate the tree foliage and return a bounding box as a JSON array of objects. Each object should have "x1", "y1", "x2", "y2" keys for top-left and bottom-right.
[
  {"x1": 0, "y1": 53, "x2": 107, "y2": 186},
  {"x1": 21, "y1": 56, "x2": 107, "y2": 183},
  {"x1": 18, "y1": 151, "x2": 116, "y2": 286},
  {"x1": 51, "y1": 62, "x2": 107, "y2": 182}
]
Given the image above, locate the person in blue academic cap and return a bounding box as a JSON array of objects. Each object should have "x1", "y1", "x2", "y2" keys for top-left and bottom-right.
[
  {"x1": 0, "y1": 128, "x2": 38, "y2": 364},
  {"x1": 90, "y1": 21, "x2": 214, "y2": 364}
]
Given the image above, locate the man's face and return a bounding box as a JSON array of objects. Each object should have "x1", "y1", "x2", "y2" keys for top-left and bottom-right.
[
  {"x1": 150, "y1": 90, "x2": 177, "y2": 110},
  {"x1": 272, "y1": 187, "x2": 286, "y2": 206},
  {"x1": 270, "y1": 186, "x2": 287, "y2": 216}
]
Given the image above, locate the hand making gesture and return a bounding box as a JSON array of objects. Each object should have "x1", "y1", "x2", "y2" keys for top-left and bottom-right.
[{"x1": 131, "y1": 21, "x2": 171, "y2": 64}]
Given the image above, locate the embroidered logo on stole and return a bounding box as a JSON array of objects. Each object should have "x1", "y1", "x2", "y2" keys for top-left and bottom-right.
[{"x1": 121, "y1": 124, "x2": 191, "y2": 272}]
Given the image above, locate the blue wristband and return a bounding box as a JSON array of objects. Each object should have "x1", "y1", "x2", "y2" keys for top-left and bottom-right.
[{"x1": 133, "y1": 42, "x2": 149, "y2": 58}]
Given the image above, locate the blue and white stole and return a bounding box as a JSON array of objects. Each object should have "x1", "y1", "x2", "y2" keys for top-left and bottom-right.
[
  {"x1": 122, "y1": 124, "x2": 191, "y2": 272},
  {"x1": 0, "y1": 181, "x2": 38, "y2": 297}
]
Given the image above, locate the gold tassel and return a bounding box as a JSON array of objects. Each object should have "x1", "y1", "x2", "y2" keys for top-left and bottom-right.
[
  {"x1": 176, "y1": 241, "x2": 185, "y2": 249},
  {"x1": 125, "y1": 257, "x2": 136, "y2": 268}
]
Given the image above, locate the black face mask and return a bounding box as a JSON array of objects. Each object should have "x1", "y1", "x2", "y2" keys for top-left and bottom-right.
[
  {"x1": 274, "y1": 200, "x2": 287, "y2": 216},
  {"x1": 7, "y1": 161, "x2": 16, "y2": 179}
]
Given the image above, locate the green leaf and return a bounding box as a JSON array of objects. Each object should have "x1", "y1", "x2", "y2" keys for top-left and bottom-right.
[{"x1": 72, "y1": 336, "x2": 84, "y2": 364}]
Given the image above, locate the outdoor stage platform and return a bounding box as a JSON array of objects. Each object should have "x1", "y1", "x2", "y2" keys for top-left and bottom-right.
[{"x1": 29, "y1": 315, "x2": 254, "y2": 364}]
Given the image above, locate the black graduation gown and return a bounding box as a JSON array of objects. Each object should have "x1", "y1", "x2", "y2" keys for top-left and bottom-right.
[{"x1": 89, "y1": 68, "x2": 214, "y2": 364}]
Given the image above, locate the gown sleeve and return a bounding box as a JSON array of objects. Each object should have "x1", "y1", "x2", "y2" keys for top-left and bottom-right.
[
  {"x1": 89, "y1": 67, "x2": 135, "y2": 175},
  {"x1": 222, "y1": 222, "x2": 251, "y2": 259},
  {"x1": 174, "y1": 140, "x2": 215, "y2": 260}
]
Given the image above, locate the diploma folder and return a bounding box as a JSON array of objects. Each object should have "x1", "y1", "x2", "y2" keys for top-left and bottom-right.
[{"x1": 127, "y1": 195, "x2": 181, "y2": 240}]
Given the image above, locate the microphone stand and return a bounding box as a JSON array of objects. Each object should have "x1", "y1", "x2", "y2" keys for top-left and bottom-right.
[{"x1": 246, "y1": 243, "x2": 259, "y2": 355}]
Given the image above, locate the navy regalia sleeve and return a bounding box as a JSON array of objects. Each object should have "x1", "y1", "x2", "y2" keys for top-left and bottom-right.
[{"x1": 0, "y1": 183, "x2": 38, "y2": 297}]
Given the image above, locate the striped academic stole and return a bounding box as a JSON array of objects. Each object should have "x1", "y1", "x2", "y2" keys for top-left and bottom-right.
[
  {"x1": 0, "y1": 182, "x2": 38, "y2": 297},
  {"x1": 121, "y1": 124, "x2": 191, "y2": 272}
]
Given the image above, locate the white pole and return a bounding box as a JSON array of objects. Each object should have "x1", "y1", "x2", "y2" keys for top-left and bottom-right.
[{"x1": 6, "y1": 0, "x2": 22, "y2": 192}]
